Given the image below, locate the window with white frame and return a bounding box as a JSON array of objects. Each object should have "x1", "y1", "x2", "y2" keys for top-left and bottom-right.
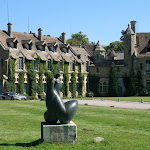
[
  {"x1": 100, "y1": 82, "x2": 108, "y2": 93},
  {"x1": 19, "y1": 57, "x2": 23, "y2": 70}
]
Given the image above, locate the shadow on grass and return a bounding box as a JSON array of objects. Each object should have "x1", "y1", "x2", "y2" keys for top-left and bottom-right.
[{"x1": 0, "y1": 138, "x2": 42, "y2": 147}]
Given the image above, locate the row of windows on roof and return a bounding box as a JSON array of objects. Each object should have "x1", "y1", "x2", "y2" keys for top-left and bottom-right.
[{"x1": 7, "y1": 41, "x2": 69, "y2": 53}]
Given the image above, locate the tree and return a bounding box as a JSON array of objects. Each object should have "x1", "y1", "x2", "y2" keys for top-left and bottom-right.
[
  {"x1": 67, "y1": 31, "x2": 89, "y2": 46},
  {"x1": 89, "y1": 75, "x2": 100, "y2": 96},
  {"x1": 135, "y1": 70, "x2": 144, "y2": 95},
  {"x1": 18, "y1": 71, "x2": 25, "y2": 94},
  {"x1": 120, "y1": 30, "x2": 125, "y2": 41},
  {"x1": 71, "y1": 72, "x2": 76, "y2": 98},
  {"x1": 63, "y1": 63, "x2": 69, "y2": 97},
  {"x1": 123, "y1": 72, "x2": 136, "y2": 96},
  {"x1": 104, "y1": 41, "x2": 124, "y2": 51},
  {"x1": 128, "y1": 72, "x2": 136, "y2": 96},
  {"x1": 7, "y1": 57, "x2": 16, "y2": 92},
  {"x1": 108, "y1": 63, "x2": 118, "y2": 96}
]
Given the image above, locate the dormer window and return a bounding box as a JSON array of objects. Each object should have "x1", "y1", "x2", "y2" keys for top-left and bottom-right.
[
  {"x1": 60, "y1": 47, "x2": 69, "y2": 53},
  {"x1": 48, "y1": 46, "x2": 57, "y2": 52},
  {"x1": 54, "y1": 46, "x2": 57, "y2": 52},
  {"x1": 59, "y1": 44, "x2": 69, "y2": 53},
  {"x1": 47, "y1": 42, "x2": 58, "y2": 52},
  {"x1": 35, "y1": 41, "x2": 46, "y2": 51},
  {"x1": 22, "y1": 39, "x2": 32, "y2": 50},
  {"x1": 6, "y1": 38, "x2": 18, "y2": 48},
  {"x1": 147, "y1": 48, "x2": 150, "y2": 52}
]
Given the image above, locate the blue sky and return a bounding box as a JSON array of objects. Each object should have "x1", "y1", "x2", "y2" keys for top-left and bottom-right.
[{"x1": 0, "y1": 0, "x2": 150, "y2": 45}]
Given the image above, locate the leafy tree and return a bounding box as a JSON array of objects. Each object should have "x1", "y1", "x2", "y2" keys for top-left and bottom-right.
[
  {"x1": 108, "y1": 63, "x2": 118, "y2": 96},
  {"x1": 104, "y1": 41, "x2": 124, "y2": 51},
  {"x1": 120, "y1": 30, "x2": 125, "y2": 41},
  {"x1": 123, "y1": 72, "x2": 136, "y2": 96},
  {"x1": 18, "y1": 71, "x2": 25, "y2": 94},
  {"x1": 78, "y1": 63, "x2": 84, "y2": 97},
  {"x1": 89, "y1": 75, "x2": 100, "y2": 96},
  {"x1": 7, "y1": 57, "x2": 16, "y2": 92},
  {"x1": 71, "y1": 72, "x2": 76, "y2": 98},
  {"x1": 51, "y1": 61, "x2": 60, "y2": 76},
  {"x1": 63, "y1": 62, "x2": 69, "y2": 97},
  {"x1": 37, "y1": 72, "x2": 43, "y2": 99},
  {"x1": 90, "y1": 41, "x2": 96, "y2": 45},
  {"x1": 135, "y1": 70, "x2": 144, "y2": 95},
  {"x1": 67, "y1": 31, "x2": 89, "y2": 46},
  {"x1": 44, "y1": 35, "x2": 51, "y2": 37},
  {"x1": 128, "y1": 72, "x2": 136, "y2": 96},
  {"x1": 66, "y1": 38, "x2": 81, "y2": 46},
  {"x1": 123, "y1": 73, "x2": 130, "y2": 96},
  {"x1": 25, "y1": 59, "x2": 36, "y2": 98}
]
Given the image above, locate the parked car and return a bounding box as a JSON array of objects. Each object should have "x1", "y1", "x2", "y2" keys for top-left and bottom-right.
[{"x1": 0, "y1": 92, "x2": 26, "y2": 100}]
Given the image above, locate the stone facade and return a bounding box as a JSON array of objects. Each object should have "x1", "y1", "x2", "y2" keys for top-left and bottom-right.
[
  {"x1": 88, "y1": 21, "x2": 150, "y2": 96},
  {"x1": 0, "y1": 23, "x2": 90, "y2": 97}
]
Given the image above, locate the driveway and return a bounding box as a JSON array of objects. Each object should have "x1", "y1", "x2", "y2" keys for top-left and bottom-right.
[{"x1": 63, "y1": 99, "x2": 150, "y2": 109}]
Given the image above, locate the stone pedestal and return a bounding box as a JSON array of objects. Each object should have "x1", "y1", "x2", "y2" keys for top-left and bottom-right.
[{"x1": 41, "y1": 121, "x2": 77, "y2": 143}]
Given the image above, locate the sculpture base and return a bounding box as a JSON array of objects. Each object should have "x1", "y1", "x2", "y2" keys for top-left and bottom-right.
[{"x1": 41, "y1": 121, "x2": 77, "y2": 143}]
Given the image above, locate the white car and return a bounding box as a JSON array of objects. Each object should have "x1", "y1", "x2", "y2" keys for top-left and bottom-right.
[{"x1": 0, "y1": 92, "x2": 26, "y2": 100}]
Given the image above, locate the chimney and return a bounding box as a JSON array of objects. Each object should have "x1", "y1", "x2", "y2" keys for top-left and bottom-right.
[
  {"x1": 130, "y1": 21, "x2": 136, "y2": 33},
  {"x1": 7, "y1": 22, "x2": 12, "y2": 37},
  {"x1": 38, "y1": 28, "x2": 42, "y2": 41},
  {"x1": 61, "y1": 32, "x2": 66, "y2": 44}
]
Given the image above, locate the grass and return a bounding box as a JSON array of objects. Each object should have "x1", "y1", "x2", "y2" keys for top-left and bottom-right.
[
  {"x1": 0, "y1": 100, "x2": 150, "y2": 150},
  {"x1": 71, "y1": 96, "x2": 150, "y2": 102}
]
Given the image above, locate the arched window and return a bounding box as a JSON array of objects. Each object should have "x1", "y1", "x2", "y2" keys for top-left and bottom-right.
[{"x1": 99, "y1": 81, "x2": 108, "y2": 93}]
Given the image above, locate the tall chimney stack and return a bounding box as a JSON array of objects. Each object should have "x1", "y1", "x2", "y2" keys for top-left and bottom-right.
[
  {"x1": 62, "y1": 32, "x2": 66, "y2": 44},
  {"x1": 38, "y1": 28, "x2": 42, "y2": 41},
  {"x1": 7, "y1": 22, "x2": 12, "y2": 37},
  {"x1": 130, "y1": 21, "x2": 136, "y2": 33}
]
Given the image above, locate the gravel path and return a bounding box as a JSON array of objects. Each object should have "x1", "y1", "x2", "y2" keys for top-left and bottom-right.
[{"x1": 64, "y1": 99, "x2": 150, "y2": 109}]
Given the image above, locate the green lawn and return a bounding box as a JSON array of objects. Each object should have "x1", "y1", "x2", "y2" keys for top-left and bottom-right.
[
  {"x1": 72, "y1": 96, "x2": 150, "y2": 102},
  {"x1": 0, "y1": 100, "x2": 150, "y2": 150}
]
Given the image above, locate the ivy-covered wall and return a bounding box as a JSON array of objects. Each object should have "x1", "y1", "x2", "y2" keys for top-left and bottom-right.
[
  {"x1": 89, "y1": 74, "x2": 100, "y2": 96},
  {"x1": 71, "y1": 72, "x2": 76, "y2": 98},
  {"x1": 78, "y1": 63, "x2": 84, "y2": 96},
  {"x1": 18, "y1": 71, "x2": 25, "y2": 94},
  {"x1": 25, "y1": 59, "x2": 36, "y2": 99},
  {"x1": 37, "y1": 58, "x2": 47, "y2": 98},
  {"x1": 51, "y1": 61, "x2": 60, "y2": 76},
  {"x1": 6, "y1": 57, "x2": 16, "y2": 92},
  {"x1": 63, "y1": 62, "x2": 69, "y2": 97}
]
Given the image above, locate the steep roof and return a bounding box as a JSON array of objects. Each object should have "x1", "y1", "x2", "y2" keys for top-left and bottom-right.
[
  {"x1": 0, "y1": 30, "x2": 89, "y2": 63},
  {"x1": 124, "y1": 24, "x2": 134, "y2": 35},
  {"x1": 136, "y1": 33, "x2": 150, "y2": 54}
]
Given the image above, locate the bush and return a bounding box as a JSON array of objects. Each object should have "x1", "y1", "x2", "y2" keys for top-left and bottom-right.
[
  {"x1": 28, "y1": 96, "x2": 36, "y2": 100},
  {"x1": 89, "y1": 75, "x2": 100, "y2": 96},
  {"x1": 86, "y1": 92, "x2": 94, "y2": 97}
]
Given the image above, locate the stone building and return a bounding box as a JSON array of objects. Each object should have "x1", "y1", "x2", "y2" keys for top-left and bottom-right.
[
  {"x1": 0, "y1": 23, "x2": 90, "y2": 97},
  {"x1": 87, "y1": 21, "x2": 150, "y2": 96}
]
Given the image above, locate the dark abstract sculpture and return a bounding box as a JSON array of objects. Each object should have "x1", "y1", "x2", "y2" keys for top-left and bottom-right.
[{"x1": 44, "y1": 73, "x2": 78, "y2": 124}]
